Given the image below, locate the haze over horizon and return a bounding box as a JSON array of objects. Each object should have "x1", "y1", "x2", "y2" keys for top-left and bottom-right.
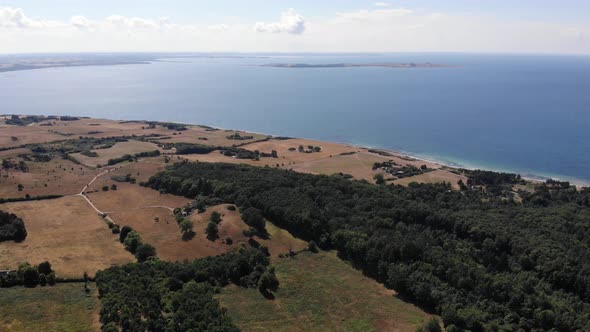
[{"x1": 1, "y1": 0, "x2": 589, "y2": 54}]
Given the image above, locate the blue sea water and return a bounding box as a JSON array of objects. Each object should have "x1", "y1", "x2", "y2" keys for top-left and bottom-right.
[{"x1": 1, "y1": 53, "x2": 589, "y2": 184}]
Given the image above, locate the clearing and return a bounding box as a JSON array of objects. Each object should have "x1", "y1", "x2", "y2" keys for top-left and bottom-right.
[
  {"x1": 0, "y1": 196, "x2": 134, "y2": 277},
  {"x1": 218, "y1": 251, "x2": 433, "y2": 332}
]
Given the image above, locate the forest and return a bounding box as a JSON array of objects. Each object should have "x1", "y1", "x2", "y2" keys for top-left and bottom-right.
[
  {"x1": 146, "y1": 161, "x2": 590, "y2": 331},
  {"x1": 96, "y1": 247, "x2": 274, "y2": 331}
]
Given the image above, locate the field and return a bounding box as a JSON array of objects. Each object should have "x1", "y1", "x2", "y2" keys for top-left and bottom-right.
[
  {"x1": 107, "y1": 204, "x2": 307, "y2": 262},
  {"x1": 218, "y1": 251, "x2": 433, "y2": 332},
  {"x1": 86, "y1": 181, "x2": 190, "y2": 212},
  {"x1": 0, "y1": 123, "x2": 66, "y2": 148},
  {"x1": 70, "y1": 140, "x2": 163, "y2": 167},
  {"x1": 0, "y1": 157, "x2": 98, "y2": 198},
  {"x1": 0, "y1": 283, "x2": 99, "y2": 332},
  {"x1": 0, "y1": 196, "x2": 134, "y2": 277}
]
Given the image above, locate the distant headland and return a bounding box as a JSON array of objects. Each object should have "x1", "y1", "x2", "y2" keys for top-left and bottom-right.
[{"x1": 260, "y1": 62, "x2": 449, "y2": 69}]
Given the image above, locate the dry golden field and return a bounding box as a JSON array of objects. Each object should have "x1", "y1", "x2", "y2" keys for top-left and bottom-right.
[
  {"x1": 85, "y1": 181, "x2": 189, "y2": 213},
  {"x1": 69, "y1": 140, "x2": 163, "y2": 167},
  {"x1": 0, "y1": 158, "x2": 99, "y2": 198},
  {"x1": 0, "y1": 196, "x2": 134, "y2": 277}
]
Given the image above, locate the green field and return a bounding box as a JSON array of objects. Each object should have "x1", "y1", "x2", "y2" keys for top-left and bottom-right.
[
  {"x1": 0, "y1": 283, "x2": 98, "y2": 332},
  {"x1": 218, "y1": 251, "x2": 432, "y2": 332}
]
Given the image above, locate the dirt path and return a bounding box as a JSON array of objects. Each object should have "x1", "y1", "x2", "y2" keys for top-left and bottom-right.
[{"x1": 75, "y1": 165, "x2": 176, "y2": 218}]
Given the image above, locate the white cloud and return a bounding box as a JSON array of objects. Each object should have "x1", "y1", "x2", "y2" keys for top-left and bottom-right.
[
  {"x1": 255, "y1": 8, "x2": 305, "y2": 34},
  {"x1": 0, "y1": 7, "x2": 63, "y2": 28},
  {"x1": 105, "y1": 15, "x2": 159, "y2": 29},
  {"x1": 70, "y1": 15, "x2": 92, "y2": 29},
  {"x1": 0, "y1": 6, "x2": 589, "y2": 54},
  {"x1": 374, "y1": 2, "x2": 391, "y2": 7}
]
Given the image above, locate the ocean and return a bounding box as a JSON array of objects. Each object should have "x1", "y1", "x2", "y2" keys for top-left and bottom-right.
[{"x1": 1, "y1": 53, "x2": 589, "y2": 184}]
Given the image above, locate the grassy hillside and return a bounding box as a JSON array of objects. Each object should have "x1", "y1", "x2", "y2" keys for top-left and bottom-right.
[
  {"x1": 0, "y1": 283, "x2": 99, "y2": 332},
  {"x1": 218, "y1": 251, "x2": 432, "y2": 331}
]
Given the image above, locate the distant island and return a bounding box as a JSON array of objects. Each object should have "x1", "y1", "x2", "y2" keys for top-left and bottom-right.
[{"x1": 261, "y1": 62, "x2": 449, "y2": 69}]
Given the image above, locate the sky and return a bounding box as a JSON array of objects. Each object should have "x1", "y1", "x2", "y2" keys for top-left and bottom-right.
[{"x1": 1, "y1": 1, "x2": 589, "y2": 54}]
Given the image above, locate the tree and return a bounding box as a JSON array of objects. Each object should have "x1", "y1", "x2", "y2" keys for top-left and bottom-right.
[
  {"x1": 39, "y1": 273, "x2": 47, "y2": 286},
  {"x1": 241, "y1": 207, "x2": 266, "y2": 232},
  {"x1": 22, "y1": 265, "x2": 40, "y2": 287},
  {"x1": 119, "y1": 225, "x2": 133, "y2": 243},
  {"x1": 210, "y1": 211, "x2": 222, "y2": 224},
  {"x1": 206, "y1": 222, "x2": 219, "y2": 241},
  {"x1": 47, "y1": 272, "x2": 56, "y2": 286},
  {"x1": 258, "y1": 270, "x2": 279, "y2": 293},
  {"x1": 110, "y1": 184, "x2": 117, "y2": 190},
  {"x1": 179, "y1": 219, "x2": 195, "y2": 241},
  {"x1": 135, "y1": 243, "x2": 157, "y2": 262},
  {"x1": 374, "y1": 173, "x2": 385, "y2": 185},
  {"x1": 124, "y1": 231, "x2": 141, "y2": 253},
  {"x1": 308, "y1": 240, "x2": 319, "y2": 253},
  {"x1": 37, "y1": 261, "x2": 52, "y2": 275},
  {"x1": 102, "y1": 185, "x2": 109, "y2": 191}
]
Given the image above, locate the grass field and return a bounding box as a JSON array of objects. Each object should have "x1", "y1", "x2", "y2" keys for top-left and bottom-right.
[
  {"x1": 0, "y1": 282, "x2": 99, "y2": 332},
  {"x1": 218, "y1": 251, "x2": 432, "y2": 332},
  {"x1": 0, "y1": 196, "x2": 134, "y2": 277}
]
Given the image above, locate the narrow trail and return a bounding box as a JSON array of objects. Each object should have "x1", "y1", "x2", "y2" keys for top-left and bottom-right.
[
  {"x1": 76, "y1": 168, "x2": 116, "y2": 215},
  {"x1": 75, "y1": 166, "x2": 176, "y2": 221}
]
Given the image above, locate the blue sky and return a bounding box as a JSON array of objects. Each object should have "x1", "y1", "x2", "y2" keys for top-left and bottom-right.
[
  {"x1": 1, "y1": 1, "x2": 589, "y2": 53},
  {"x1": 3, "y1": 0, "x2": 589, "y2": 24}
]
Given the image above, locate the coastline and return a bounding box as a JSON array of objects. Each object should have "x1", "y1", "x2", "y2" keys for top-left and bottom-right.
[
  {"x1": 176, "y1": 120, "x2": 590, "y2": 188},
  {"x1": 8, "y1": 113, "x2": 589, "y2": 188}
]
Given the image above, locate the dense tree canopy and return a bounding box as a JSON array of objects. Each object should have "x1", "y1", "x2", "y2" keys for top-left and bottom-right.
[
  {"x1": 96, "y1": 247, "x2": 270, "y2": 331},
  {"x1": 146, "y1": 161, "x2": 590, "y2": 331}
]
